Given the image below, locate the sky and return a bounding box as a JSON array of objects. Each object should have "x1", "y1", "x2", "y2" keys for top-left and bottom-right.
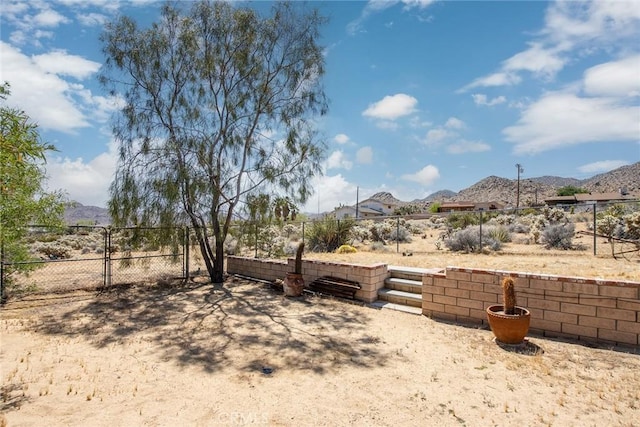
[{"x1": 1, "y1": 0, "x2": 639, "y2": 213}]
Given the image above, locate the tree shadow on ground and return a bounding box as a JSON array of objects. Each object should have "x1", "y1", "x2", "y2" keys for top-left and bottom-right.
[{"x1": 29, "y1": 275, "x2": 392, "y2": 375}]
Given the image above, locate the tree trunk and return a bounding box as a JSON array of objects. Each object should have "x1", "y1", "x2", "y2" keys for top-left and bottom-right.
[{"x1": 212, "y1": 239, "x2": 225, "y2": 284}]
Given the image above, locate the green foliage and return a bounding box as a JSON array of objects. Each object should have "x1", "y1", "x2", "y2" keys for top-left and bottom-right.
[
  {"x1": 487, "y1": 225, "x2": 512, "y2": 243},
  {"x1": 100, "y1": 2, "x2": 328, "y2": 283},
  {"x1": 1, "y1": 83, "x2": 65, "y2": 297},
  {"x1": 393, "y1": 205, "x2": 421, "y2": 215},
  {"x1": 446, "y1": 212, "x2": 479, "y2": 230},
  {"x1": 336, "y1": 244, "x2": 357, "y2": 254},
  {"x1": 429, "y1": 202, "x2": 441, "y2": 213},
  {"x1": 307, "y1": 217, "x2": 354, "y2": 252},
  {"x1": 556, "y1": 186, "x2": 588, "y2": 196}
]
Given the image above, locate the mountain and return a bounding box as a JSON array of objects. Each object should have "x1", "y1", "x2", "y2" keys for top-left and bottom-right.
[
  {"x1": 401, "y1": 161, "x2": 639, "y2": 209},
  {"x1": 368, "y1": 191, "x2": 406, "y2": 205},
  {"x1": 64, "y1": 202, "x2": 111, "y2": 226}
]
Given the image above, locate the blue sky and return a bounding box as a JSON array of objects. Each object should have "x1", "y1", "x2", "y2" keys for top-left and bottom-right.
[{"x1": 1, "y1": 0, "x2": 639, "y2": 212}]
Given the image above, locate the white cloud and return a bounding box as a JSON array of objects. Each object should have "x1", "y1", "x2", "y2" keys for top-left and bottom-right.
[
  {"x1": 347, "y1": 0, "x2": 436, "y2": 36},
  {"x1": 356, "y1": 146, "x2": 374, "y2": 164},
  {"x1": 0, "y1": 41, "x2": 113, "y2": 133},
  {"x1": 445, "y1": 117, "x2": 465, "y2": 129},
  {"x1": 46, "y1": 142, "x2": 118, "y2": 207},
  {"x1": 362, "y1": 93, "x2": 418, "y2": 120},
  {"x1": 33, "y1": 50, "x2": 101, "y2": 79},
  {"x1": 76, "y1": 12, "x2": 109, "y2": 27},
  {"x1": 33, "y1": 8, "x2": 70, "y2": 27},
  {"x1": 503, "y1": 92, "x2": 640, "y2": 155},
  {"x1": 583, "y1": 55, "x2": 640, "y2": 98},
  {"x1": 401, "y1": 165, "x2": 440, "y2": 185},
  {"x1": 325, "y1": 150, "x2": 353, "y2": 170},
  {"x1": 424, "y1": 128, "x2": 454, "y2": 146},
  {"x1": 301, "y1": 174, "x2": 357, "y2": 213},
  {"x1": 472, "y1": 93, "x2": 507, "y2": 107},
  {"x1": 460, "y1": 0, "x2": 640, "y2": 92},
  {"x1": 334, "y1": 133, "x2": 350, "y2": 144},
  {"x1": 447, "y1": 140, "x2": 491, "y2": 155},
  {"x1": 577, "y1": 160, "x2": 630, "y2": 174}
]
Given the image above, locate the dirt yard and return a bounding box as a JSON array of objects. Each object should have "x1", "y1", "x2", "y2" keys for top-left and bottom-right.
[{"x1": 2, "y1": 276, "x2": 639, "y2": 426}]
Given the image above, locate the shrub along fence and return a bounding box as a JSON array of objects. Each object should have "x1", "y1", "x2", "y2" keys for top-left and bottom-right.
[
  {"x1": 1, "y1": 225, "x2": 190, "y2": 301},
  {"x1": 227, "y1": 199, "x2": 639, "y2": 259}
]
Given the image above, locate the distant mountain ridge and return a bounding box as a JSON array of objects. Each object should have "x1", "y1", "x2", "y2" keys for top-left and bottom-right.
[
  {"x1": 370, "y1": 161, "x2": 640, "y2": 209},
  {"x1": 64, "y1": 202, "x2": 111, "y2": 225}
]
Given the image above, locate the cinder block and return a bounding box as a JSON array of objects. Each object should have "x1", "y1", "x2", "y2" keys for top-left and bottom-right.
[
  {"x1": 447, "y1": 270, "x2": 471, "y2": 282},
  {"x1": 434, "y1": 277, "x2": 458, "y2": 288},
  {"x1": 596, "y1": 307, "x2": 636, "y2": 322},
  {"x1": 469, "y1": 308, "x2": 486, "y2": 320},
  {"x1": 578, "y1": 315, "x2": 616, "y2": 330},
  {"x1": 617, "y1": 299, "x2": 640, "y2": 311},
  {"x1": 545, "y1": 291, "x2": 579, "y2": 303},
  {"x1": 579, "y1": 296, "x2": 617, "y2": 308},
  {"x1": 599, "y1": 286, "x2": 639, "y2": 299},
  {"x1": 470, "y1": 291, "x2": 498, "y2": 303},
  {"x1": 561, "y1": 302, "x2": 596, "y2": 317},
  {"x1": 529, "y1": 278, "x2": 562, "y2": 292},
  {"x1": 458, "y1": 299, "x2": 484, "y2": 310},
  {"x1": 527, "y1": 298, "x2": 560, "y2": 311},
  {"x1": 544, "y1": 310, "x2": 578, "y2": 324},
  {"x1": 483, "y1": 284, "x2": 502, "y2": 295},
  {"x1": 422, "y1": 276, "x2": 434, "y2": 285},
  {"x1": 598, "y1": 329, "x2": 638, "y2": 346},
  {"x1": 444, "y1": 305, "x2": 470, "y2": 317},
  {"x1": 562, "y1": 323, "x2": 598, "y2": 339},
  {"x1": 422, "y1": 285, "x2": 445, "y2": 296},
  {"x1": 471, "y1": 272, "x2": 497, "y2": 284},
  {"x1": 563, "y1": 281, "x2": 599, "y2": 295},
  {"x1": 617, "y1": 320, "x2": 640, "y2": 335},
  {"x1": 457, "y1": 281, "x2": 484, "y2": 292},
  {"x1": 422, "y1": 301, "x2": 445, "y2": 312},
  {"x1": 433, "y1": 295, "x2": 457, "y2": 306},
  {"x1": 445, "y1": 288, "x2": 470, "y2": 299}
]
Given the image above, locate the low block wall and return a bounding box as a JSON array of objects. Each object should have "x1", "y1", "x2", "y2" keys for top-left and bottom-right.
[
  {"x1": 422, "y1": 267, "x2": 640, "y2": 347},
  {"x1": 226, "y1": 256, "x2": 388, "y2": 303}
]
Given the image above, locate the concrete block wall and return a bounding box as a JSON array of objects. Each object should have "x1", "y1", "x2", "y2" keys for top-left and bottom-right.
[
  {"x1": 226, "y1": 256, "x2": 388, "y2": 303},
  {"x1": 422, "y1": 266, "x2": 640, "y2": 347}
]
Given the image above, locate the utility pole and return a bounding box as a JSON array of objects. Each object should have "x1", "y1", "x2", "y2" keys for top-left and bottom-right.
[
  {"x1": 355, "y1": 186, "x2": 359, "y2": 219},
  {"x1": 515, "y1": 163, "x2": 524, "y2": 211}
]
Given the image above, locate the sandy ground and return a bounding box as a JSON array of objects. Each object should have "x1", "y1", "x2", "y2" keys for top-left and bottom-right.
[{"x1": 2, "y1": 276, "x2": 639, "y2": 427}]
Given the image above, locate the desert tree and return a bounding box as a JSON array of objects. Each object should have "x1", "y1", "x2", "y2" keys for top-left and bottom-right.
[
  {"x1": 0, "y1": 83, "x2": 65, "y2": 298},
  {"x1": 100, "y1": 1, "x2": 328, "y2": 283}
]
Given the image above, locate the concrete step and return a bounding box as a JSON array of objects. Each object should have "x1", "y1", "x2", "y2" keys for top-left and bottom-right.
[
  {"x1": 384, "y1": 277, "x2": 422, "y2": 294},
  {"x1": 387, "y1": 265, "x2": 443, "y2": 282},
  {"x1": 370, "y1": 300, "x2": 422, "y2": 315},
  {"x1": 377, "y1": 288, "x2": 422, "y2": 308}
]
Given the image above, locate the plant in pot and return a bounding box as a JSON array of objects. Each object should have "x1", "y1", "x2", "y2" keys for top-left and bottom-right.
[
  {"x1": 283, "y1": 242, "x2": 305, "y2": 297},
  {"x1": 486, "y1": 277, "x2": 531, "y2": 345}
]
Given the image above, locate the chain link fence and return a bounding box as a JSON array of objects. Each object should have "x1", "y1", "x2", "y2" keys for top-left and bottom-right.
[
  {"x1": 1, "y1": 225, "x2": 190, "y2": 300},
  {"x1": 225, "y1": 199, "x2": 640, "y2": 260}
]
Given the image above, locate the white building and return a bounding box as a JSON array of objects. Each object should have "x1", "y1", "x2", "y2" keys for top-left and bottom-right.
[{"x1": 332, "y1": 198, "x2": 399, "y2": 219}]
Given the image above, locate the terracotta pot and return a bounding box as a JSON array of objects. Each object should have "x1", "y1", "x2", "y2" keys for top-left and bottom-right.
[
  {"x1": 486, "y1": 305, "x2": 531, "y2": 345},
  {"x1": 283, "y1": 272, "x2": 304, "y2": 297}
]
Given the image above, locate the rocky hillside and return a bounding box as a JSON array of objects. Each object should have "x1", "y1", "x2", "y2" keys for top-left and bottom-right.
[
  {"x1": 412, "y1": 161, "x2": 639, "y2": 207},
  {"x1": 64, "y1": 202, "x2": 111, "y2": 226}
]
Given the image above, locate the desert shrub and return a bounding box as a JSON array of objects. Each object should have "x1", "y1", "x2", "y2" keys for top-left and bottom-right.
[
  {"x1": 336, "y1": 244, "x2": 357, "y2": 254},
  {"x1": 541, "y1": 223, "x2": 575, "y2": 250},
  {"x1": 388, "y1": 226, "x2": 412, "y2": 243},
  {"x1": 351, "y1": 221, "x2": 372, "y2": 242},
  {"x1": 444, "y1": 226, "x2": 502, "y2": 253},
  {"x1": 369, "y1": 241, "x2": 389, "y2": 252},
  {"x1": 258, "y1": 225, "x2": 284, "y2": 256},
  {"x1": 406, "y1": 219, "x2": 428, "y2": 235},
  {"x1": 307, "y1": 217, "x2": 355, "y2": 252},
  {"x1": 281, "y1": 223, "x2": 301, "y2": 238},
  {"x1": 492, "y1": 214, "x2": 516, "y2": 226},
  {"x1": 486, "y1": 225, "x2": 512, "y2": 243},
  {"x1": 34, "y1": 243, "x2": 71, "y2": 259},
  {"x1": 510, "y1": 222, "x2": 530, "y2": 234},
  {"x1": 623, "y1": 211, "x2": 640, "y2": 239},
  {"x1": 542, "y1": 206, "x2": 569, "y2": 223},
  {"x1": 447, "y1": 212, "x2": 479, "y2": 230},
  {"x1": 596, "y1": 215, "x2": 620, "y2": 240},
  {"x1": 224, "y1": 237, "x2": 240, "y2": 255}
]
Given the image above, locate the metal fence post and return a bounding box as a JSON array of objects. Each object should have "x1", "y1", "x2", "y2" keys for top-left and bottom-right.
[
  {"x1": 479, "y1": 210, "x2": 483, "y2": 251},
  {"x1": 254, "y1": 221, "x2": 258, "y2": 258},
  {"x1": 302, "y1": 221, "x2": 305, "y2": 247},
  {"x1": 396, "y1": 217, "x2": 400, "y2": 253},
  {"x1": 593, "y1": 203, "x2": 597, "y2": 256},
  {"x1": 106, "y1": 227, "x2": 112, "y2": 287}
]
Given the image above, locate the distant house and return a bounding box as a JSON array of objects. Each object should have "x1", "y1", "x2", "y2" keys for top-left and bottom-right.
[
  {"x1": 545, "y1": 191, "x2": 639, "y2": 206},
  {"x1": 437, "y1": 201, "x2": 504, "y2": 213},
  {"x1": 332, "y1": 197, "x2": 399, "y2": 219}
]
